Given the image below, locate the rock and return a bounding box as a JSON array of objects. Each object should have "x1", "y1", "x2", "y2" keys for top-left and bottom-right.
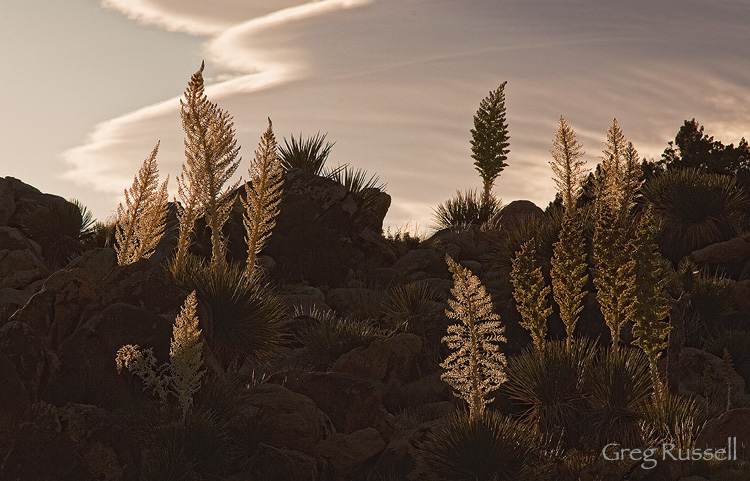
[
  {"x1": 695, "y1": 408, "x2": 750, "y2": 459},
  {"x1": 251, "y1": 448, "x2": 321, "y2": 481},
  {"x1": 490, "y1": 200, "x2": 545, "y2": 232},
  {"x1": 245, "y1": 383, "x2": 333, "y2": 455},
  {"x1": 64, "y1": 247, "x2": 117, "y2": 285},
  {"x1": 43, "y1": 303, "x2": 174, "y2": 409},
  {"x1": 2, "y1": 177, "x2": 69, "y2": 229},
  {"x1": 0, "y1": 321, "x2": 54, "y2": 402},
  {"x1": 367, "y1": 422, "x2": 440, "y2": 481},
  {"x1": 690, "y1": 237, "x2": 750, "y2": 264},
  {"x1": 0, "y1": 350, "x2": 30, "y2": 433},
  {"x1": 318, "y1": 428, "x2": 386, "y2": 481},
  {"x1": 79, "y1": 257, "x2": 188, "y2": 323},
  {"x1": 0, "y1": 227, "x2": 47, "y2": 290},
  {"x1": 0, "y1": 402, "x2": 140, "y2": 481},
  {"x1": 391, "y1": 249, "x2": 447, "y2": 281},
  {"x1": 331, "y1": 333, "x2": 422, "y2": 383},
  {"x1": 10, "y1": 268, "x2": 97, "y2": 350},
  {"x1": 677, "y1": 348, "x2": 747, "y2": 410},
  {"x1": 0, "y1": 177, "x2": 14, "y2": 226},
  {"x1": 271, "y1": 371, "x2": 395, "y2": 439},
  {"x1": 423, "y1": 223, "x2": 495, "y2": 261}
]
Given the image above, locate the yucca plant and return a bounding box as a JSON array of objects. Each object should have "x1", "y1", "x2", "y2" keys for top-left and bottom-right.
[
  {"x1": 178, "y1": 261, "x2": 288, "y2": 369},
  {"x1": 327, "y1": 164, "x2": 387, "y2": 219},
  {"x1": 419, "y1": 410, "x2": 542, "y2": 481},
  {"x1": 383, "y1": 282, "x2": 445, "y2": 337},
  {"x1": 582, "y1": 347, "x2": 653, "y2": 449},
  {"x1": 296, "y1": 311, "x2": 384, "y2": 371},
  {"x1": 433, "y1": 189, "x2": 501, "y2": 230},
  {"x1": 504, "y1": 339, "x2": 596, "y2": 449},
  {"x1": 279, "y1": 132, "x2": 335, "y2": 175},
  {"x1": 19, "y1": 198, "x2": 95, "y2": 268},
  {"x1": 642, "y1": 168, "x2": 748, "y2": 263}
]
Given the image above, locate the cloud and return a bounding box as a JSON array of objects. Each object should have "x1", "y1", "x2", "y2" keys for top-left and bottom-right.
[{"x1": 66, "y1": 0, "x2": 750, "y2": 227}]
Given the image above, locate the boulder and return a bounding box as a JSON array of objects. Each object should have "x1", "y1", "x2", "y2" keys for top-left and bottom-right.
[
  {"x1": 318, "y1": 428, "x2": 387, "y2": 481},
  {"x1": 79, "y1": 257, "x2": 188, "y2": 323},
  {"x1": 0, "y1": 226, "x2": 47, "y2": 290},
  {"x1": 3, "y1": 176, "x2": 68, "y2": 227},
  {"x1": 0, "y1": 177, "x2": 14, "y2": 226},
  {"x1": 0, "y1": 350, "x2": 30, "y2": 433},
  {"x1": 0, "y1": 321, "x2": 53, "y2": 401},
  {"x1": 677, "y1": 348, "x2": 747, "y2": 410},
  {"x1": 43, "y1": 303, "x2": 174, "y2": 409},
  {"x1": 367, "y1": 422, "x2": 440, "y2": 481},
  {"x1": 391, "y1": 249, "x2": 447, "y2": 281},
  {"x1": 331, "y1": 332, "x2": 422, "y2": 383},
  {"x1": 0, "y1": 402, "x2": 140, "y2": 481},
  {"x1": 250, "y1": 448, "x2": 321, "y2": 481},
  {"x1": 695, "y1": 408, "x2": 750, "y2": 460},
  {"x1": 690, "y1": 237, "x2": 750, "y2": 264},
  {"x1": 10, "y1": 268, "x2": 97, "y2": 350},
  {"x1": 245, "y1": 383, "x2": 333, "y2": 455},
  {"x1": 489, "y1": 200, "x2": 544, "y2": 232},
  {"x1": 271, "y1": 371, "x2": 395, "y2": 439},
  {"x1": 64, "y1": 248, "x2": 117, "y2": 285}
]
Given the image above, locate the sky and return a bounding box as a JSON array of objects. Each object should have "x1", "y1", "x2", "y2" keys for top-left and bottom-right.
[{"x1": 3, "y1": 0, "x2": 750, "y2": 231}]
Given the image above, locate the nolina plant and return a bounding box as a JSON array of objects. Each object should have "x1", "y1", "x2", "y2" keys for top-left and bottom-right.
[
  {"x1": 243, "y1": 118, "x2": 283, "y2": 278},
  {"x1": 441, "y1": 255, "x2": 507, "y2": 419},
  {"x1": 116, "y1": 291, "x2": 205, "y2": 420},
  {"x1": 511, "y1": 240, "x2": 552, "y2": 350},
  {"x1": 115, "y1": 141, "x2": 169, "y2": 265}
]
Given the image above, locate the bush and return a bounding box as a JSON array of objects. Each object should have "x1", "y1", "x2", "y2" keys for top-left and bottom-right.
[
  {"x1": 19, "y1": 198, "x2": 95, "y2": 268},
  {"x1": 279, "y1": 132, "x2": 334, "y2": 175},
  {"x1": 383, "y1": 281, "x2": 444, "y2": 338},
  {"x1": 419, "y1": 410, "x2": 544, "y2": 481},
  {"x1": 433, "y1": 189, "x2": 501, "y2": 230},
  {"x1": 296, "y1": 311, "x2": 384, "y2": 371},
  {"x1": 178, "y1": 261, "x2": 288, "y2": 369}
]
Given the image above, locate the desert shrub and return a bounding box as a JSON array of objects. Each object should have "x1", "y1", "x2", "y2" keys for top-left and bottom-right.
[
  {"x1": 503, "y1": 339, "x2": 596, "y2": 449},
  {"x1": 419, "y1": 410, "x2": 544, "y2": 481},
  {"x1": 641, "y1": 168, "x2": 748, "y2": 263},
  {"x1": 385, "y1": 222, "x2": 422, "y2": 258},
  {"x1": 178, "y1": 261, "x2": 288, "y2": 369},
  {"x1": 641, "y1": 392, "x2": 705, "y2": 452},
  {"x1": 279, "y1": 132, "x2": 335, "y2": 175},
  {"x1": 433, "y1": 189, "x2": 501, "y2": 230},
  {"x1": 296, "y1": 312, "x2": 384, "y2": 371},
  {"x1": 582, "y1": 347, "x2": 653, "y2": 449},
  {"x1": 90, "y1": 218, "x2": 117, "y2": 248},
  {"x1": 19, "y1": 198, "x2": 95, "y2": 268},
  {"x1": 383, "y1": 281, "x2": 444, "y2": 337}
]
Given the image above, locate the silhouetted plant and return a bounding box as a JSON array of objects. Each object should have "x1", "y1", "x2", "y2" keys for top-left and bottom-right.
[
  {"x1": 419, "y1": 410, "x2": 541, "y2": 481},
  {"x1": 279, "y1": 131, "x2": 335, "y2": 175},
  {"x1": 296, "y1": 311, "x2": 384, "y2": 371},
  {"x1": 433, "y1": 189, "x2": 501, "y2": 230},
  {"x1": 179, "y1": 261, "x2": 287, "y2": 369},
  {"x1": 19, "y1": 198, "x2": 95, "y2": 268},
  {"x1": 642, "y1": 168, "x2": 748, "y2": 263},
  {"x1": 90, "y1": 218, "x2": 117, "y2": 248},
  {"x1": 385, "y1": 222, "x2": 422, "y2": 257},
  {"x1": 583, "y1": 347, "x2": 652, "y2": 449},
  {"x1": 471, "y1": 82, "x2": 510, "y2": 203},
  {"x1": 504, "y1": 339, "x2": 596, "y2": 449}
]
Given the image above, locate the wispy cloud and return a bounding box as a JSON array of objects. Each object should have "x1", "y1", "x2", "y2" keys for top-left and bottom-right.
[{"x1": 65, "y1": 0, "x2": 750, "y2": 227}]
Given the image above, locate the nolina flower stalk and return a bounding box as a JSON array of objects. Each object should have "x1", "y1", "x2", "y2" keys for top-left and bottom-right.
[{"x1": 441, "y1": 255, "x2": 507, "y2": 419}]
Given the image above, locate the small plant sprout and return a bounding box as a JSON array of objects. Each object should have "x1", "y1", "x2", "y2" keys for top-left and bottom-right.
[{"x1": 441, "y1": 255, "x2": 507, "y2": 419}]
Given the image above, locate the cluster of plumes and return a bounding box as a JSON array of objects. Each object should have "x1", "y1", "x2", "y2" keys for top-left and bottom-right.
[
  {"x1": 116, "y1": 292, "x2": 205, "y2": 420},
  {"x1": 441, "y1": 255, "x2": 507, "y2": 419},
  {"x1": 115, "y1": 142, "x2": 169, "y2": 265},
  {"x1": 176, "y1": 61, "x2": 242, "y2": 274},
  {"x1": 470, "y1": 81, "x2": 510, "y2": 203}
]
